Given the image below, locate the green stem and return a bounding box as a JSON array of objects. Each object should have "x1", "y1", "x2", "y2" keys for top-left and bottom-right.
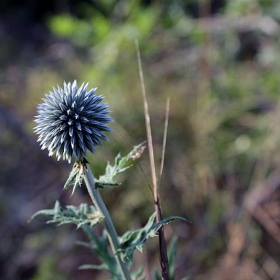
[{"x1": 83, "y1": 163, "x2": 131, "y2": 280}]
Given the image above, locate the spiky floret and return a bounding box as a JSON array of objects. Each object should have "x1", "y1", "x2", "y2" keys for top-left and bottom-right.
[{"x1": 34, "y1": 81, "x2": 113, "y2": 163}]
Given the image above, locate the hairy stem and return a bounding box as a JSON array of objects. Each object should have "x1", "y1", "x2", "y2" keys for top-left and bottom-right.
[{"x1": 84, "y1": 163, "x2": 131, "y2": 280}]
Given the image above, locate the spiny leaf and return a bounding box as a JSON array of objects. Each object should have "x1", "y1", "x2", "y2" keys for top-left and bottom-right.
[
  {"x1": 31, "y1": 201, "x2": 104, "y2": 228},
  {"x1": 131, "y1": 267, "x2": 145, "y2": 280},
  {"x1": 79, "y1": 262, "x2": 122, "y2": 280},
  {"x1": 79, "y1": 226, "x2": 120, "y2": 277},
  {"x1": 118, "y1": 212, "x2": 189, "y2": 261},
  {"x1": 95, "y1": 141, "x2": 146, "y2": 188},
  {"x1": 64, "y1": 160, "x2": 87, "y2": 195},
  {"x1": 167, "y1": 236, "x2": 178, "y2": 279},
  {"x1": 79, "y1": 264, "x2": 109, "y2": 271}
]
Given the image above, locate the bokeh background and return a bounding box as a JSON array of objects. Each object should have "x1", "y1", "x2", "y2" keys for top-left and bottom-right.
[{"x1": 1, "y1": 0, "x2": 280, "y2": 279}]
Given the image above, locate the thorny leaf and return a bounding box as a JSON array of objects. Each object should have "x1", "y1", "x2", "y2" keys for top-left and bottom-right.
[
  {"x1": 118, "y1": 212, "x2": 189, "y2": 261},
  {"x1": 31, "y1": 201, "x2": 104, "y2": 228},
  {"x1": 64, "y1": 159, "x2": 88, "y2": 195},
  {"x1": 96, "y1": 141, "x2": 146, "y2": 188}
]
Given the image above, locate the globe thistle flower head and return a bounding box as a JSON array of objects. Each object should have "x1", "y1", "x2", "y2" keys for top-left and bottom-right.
[{"x1": 34, "y1": 81, "x2": 113, "y2": 163}]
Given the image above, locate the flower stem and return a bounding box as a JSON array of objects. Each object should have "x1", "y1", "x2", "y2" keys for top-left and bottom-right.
[{"x1": 83, "y1": 163, "x2": 131, "y2": 280}]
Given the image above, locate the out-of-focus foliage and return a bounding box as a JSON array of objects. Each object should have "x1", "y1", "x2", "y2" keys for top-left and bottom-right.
[
  {"x1": 32, "y1": 255, "x2": 68, "y2": 280},
  {"x1": 2, "y1": 0, "x2": 280, "y2": 279}
]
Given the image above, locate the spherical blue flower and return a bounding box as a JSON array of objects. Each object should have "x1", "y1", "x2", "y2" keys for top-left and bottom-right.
[{"x1": 34, "y1": 81, "x2": 113, "y2": 163}]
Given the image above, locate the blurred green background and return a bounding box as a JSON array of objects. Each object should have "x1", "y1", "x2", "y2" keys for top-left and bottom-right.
[{"x1": 1, "y1": 0, "x2": 280, "y2": 279}]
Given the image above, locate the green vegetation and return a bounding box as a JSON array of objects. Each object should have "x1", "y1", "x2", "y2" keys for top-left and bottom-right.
[{"x1": 1, "y1": 0, "x2": 280, "y2": 279}]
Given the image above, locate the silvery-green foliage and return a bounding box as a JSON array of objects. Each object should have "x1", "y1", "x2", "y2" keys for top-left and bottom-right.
[
  {"x1": 63, "y1": 142, "x2": 146, "y2": 195},
  {"x1": 96, "y1": 141, "x2": 146, "y2": 188},
  {"x1": 118, "y1": 213, "x2": 188, "y2": 262},
  {"x1": 34, "y1": 81, "x2": 113, "y2": 163},
  {"x1": 78, "y1": 227, "x2": 119, "y2": 278},
  {"x1": 31, "y1": 201, "x2": 104, "y2": 228},
  {"x1": 64, "y1": 160, "x2": 87, "y2": 194}
]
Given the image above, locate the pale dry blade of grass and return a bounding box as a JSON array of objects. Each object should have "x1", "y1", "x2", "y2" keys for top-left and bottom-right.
[
  {"x1": 135, "y1": 39, "x2": 169, "y2": 280},
  {"x1": 135, "y1": 39, "x2": 158, "y2": 196},
  {"x1": 159, "y1": 98, "x2": 170, "y2": 187}
]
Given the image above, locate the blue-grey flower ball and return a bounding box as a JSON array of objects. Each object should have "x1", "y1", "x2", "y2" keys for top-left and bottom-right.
[{"x1": 34, "y1": 81, "x2": 113, "y2": 163}]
